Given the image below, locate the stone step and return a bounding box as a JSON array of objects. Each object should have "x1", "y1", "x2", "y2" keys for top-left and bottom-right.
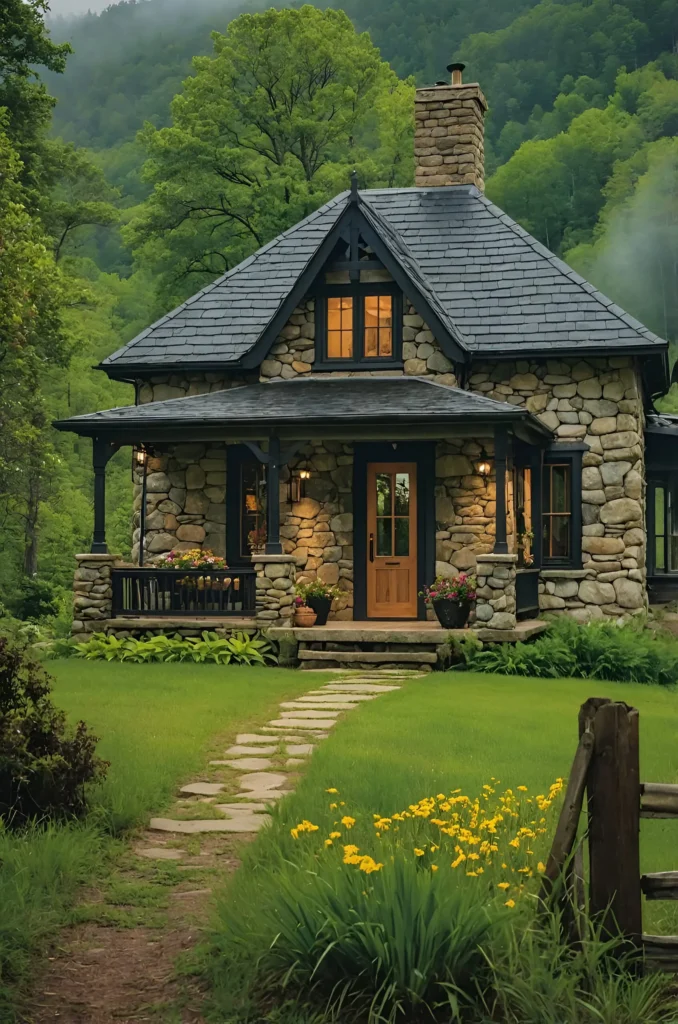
[{"x1": 299, "y1": 650, "x2": 436, "y2": 664}]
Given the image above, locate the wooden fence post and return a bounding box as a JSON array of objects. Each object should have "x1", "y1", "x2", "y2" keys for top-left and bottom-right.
[{"x1": 579, "y1": 698, "x2": 642, "y2": 946}]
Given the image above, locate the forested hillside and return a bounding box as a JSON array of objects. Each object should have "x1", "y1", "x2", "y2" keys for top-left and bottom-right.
[{"x1": 2, "y1": 0, "x2": 678, "y2": 625}]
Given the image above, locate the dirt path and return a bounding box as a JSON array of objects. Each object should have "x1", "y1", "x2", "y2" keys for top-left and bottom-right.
[{"x1": 26, "y1": 671, "x2": 417, "y2": 1023}]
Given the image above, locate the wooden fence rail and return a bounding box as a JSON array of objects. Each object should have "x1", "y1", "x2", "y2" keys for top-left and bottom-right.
[{"x1": 544, "y1": 697, "x2": 678, "y2": 971}]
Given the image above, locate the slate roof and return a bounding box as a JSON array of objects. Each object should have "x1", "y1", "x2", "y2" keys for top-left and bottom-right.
[
  {"x1": 100, "y1": 185, "x2": 668, "y2": 377},
  {"x1": 54, "y1": 376, "x2": 551, "y2": 437}
]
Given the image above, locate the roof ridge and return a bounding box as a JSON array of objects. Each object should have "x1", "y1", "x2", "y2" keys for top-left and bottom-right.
[{"x1": 476, "y1": 191, "x2": 667, "y2": 349}]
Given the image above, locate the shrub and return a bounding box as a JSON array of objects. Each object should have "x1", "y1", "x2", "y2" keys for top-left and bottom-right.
[
  {"x1": 63, "y1": 629, "x2": 278, "y2": 665},
  {"x1": 295, "y1": 579, "x2": 340, "y2": 601},
  {"x1": 457, "y1": 616, "x2": 678, "y2": 687},
  {"x1": 15, "y1": 577, "x2": 61, "y2": 621},
  {"x1": 0, "y1": 636, "x2": 108, "y2": 827}
]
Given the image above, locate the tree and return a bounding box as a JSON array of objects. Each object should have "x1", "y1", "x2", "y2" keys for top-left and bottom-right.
[{"x1": 127, "y1": 6, "x2": 414, "y2": 296}]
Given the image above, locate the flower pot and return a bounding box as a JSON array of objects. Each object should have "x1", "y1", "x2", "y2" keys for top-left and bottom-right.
[
  {"x1": 432, "y1": 598, "x2": 471, "y2": 629},
  {"x1": 294, "y1": 608, "x2": 317, "y2": 627},
  {"x1": 305, "y1": 594, "x2": 332, "y2": 626}
]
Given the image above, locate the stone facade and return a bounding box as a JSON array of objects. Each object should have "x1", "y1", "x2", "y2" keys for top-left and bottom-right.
[
  {"x1": 468, "y1": 357, "x2": 646, "y2": 621},
  {"x1": 414, "y1": 83, "x2": 487, "y2": 191},
  {"x1": 132, "y1": 444, "x2": 227, "y2": 563},
  {"x1": 435, "y1": 438, "x2": 498, "y2": 579}
]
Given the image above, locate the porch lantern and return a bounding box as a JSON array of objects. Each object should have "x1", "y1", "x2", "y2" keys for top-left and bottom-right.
[
  {"x1": 289, "y1": 461, "x2": 312, "y2": 503},
  {"x1": 133, "y1": 446, "x2": 151, "y2": 567},
  {"x1": 476, "y1": 450, "x2": 492, "y2": 477}
]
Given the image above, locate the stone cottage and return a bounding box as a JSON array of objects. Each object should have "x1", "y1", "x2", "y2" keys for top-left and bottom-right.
[{"x1": 56, "y1": 62, "x2": 678, "y2": 652}]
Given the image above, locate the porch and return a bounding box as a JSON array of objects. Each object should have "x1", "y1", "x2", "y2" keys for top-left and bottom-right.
[{"x1": 56, "y1": 376, "x2": 553, "y2": 637}]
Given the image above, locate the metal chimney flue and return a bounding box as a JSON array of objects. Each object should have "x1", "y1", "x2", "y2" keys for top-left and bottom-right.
[{"x1": 447, "y1": 61, "x2": 465, "y2": 86}]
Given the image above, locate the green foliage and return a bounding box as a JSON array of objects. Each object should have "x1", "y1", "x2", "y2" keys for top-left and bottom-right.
[
  {"x1": 294, "y1": 579, "x2": 340, "y2": 601},
  {"x1": 66, "y1": 629, "x2": 278, "y2": 666},
  {"x1": 127, "y1": 5, "x2": 415, "y2": 296},
  {"x1": 211, "y1": 853, "x2": 497, "y2": 1023},
  {"x1": 14, "y1": 577, "x2": 61, "y2": 622},
  {"x1": 458, "y1": 616, "x2": 678, "y2": 687},
  {"x1": 0, "y1": 636, "x2": 108, "y2": 828}
]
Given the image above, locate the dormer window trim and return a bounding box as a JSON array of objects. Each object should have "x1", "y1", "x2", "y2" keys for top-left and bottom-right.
[{"x1": 314, "y1": 282, "x2": 403, "y2": 371}]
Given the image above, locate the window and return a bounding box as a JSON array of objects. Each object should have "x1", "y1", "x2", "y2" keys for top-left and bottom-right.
[
  {"x1": 541, "y1": 445, "x2": 584, "y2": 568},
  {"x1": 649, "y1": 479, "x2": 678, "y2": 574},
  {"x1": 318, "y1": 287, "x2": 401, "y2": 367},
  {"x1": 226, "y1": 446, "x2": 267, "y2": 564},
  {"x1": 542, "y1": 463, "x2": 571, "y2": 560}
]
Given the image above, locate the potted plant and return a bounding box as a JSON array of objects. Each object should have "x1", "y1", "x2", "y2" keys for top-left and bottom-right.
[
  {"x1": 293, "y1": 595, "x2": 317, "y2": 627},
  {"x1": 420, "y1": 573, "x2": 477, "y2": 629},
  {"x1": 295, "y1": 580, "x2": 340, "y2": 626},
  {"x1": 155, "y1": 548, "x2": 229, "y2": 571}
]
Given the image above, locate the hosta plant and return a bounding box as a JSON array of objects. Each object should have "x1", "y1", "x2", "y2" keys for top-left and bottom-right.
[{"x1": 68, "y1": 630, "x2": 277, "y2": 665}]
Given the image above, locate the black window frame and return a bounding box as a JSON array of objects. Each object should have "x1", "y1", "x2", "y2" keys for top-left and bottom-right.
[
  {"x1": 647, "y1": 474, "x2": 678, "y2": 576},
  {"x1": 541, "y1": 444, "x2": 584, "y2": 569},
  {"x1": 314, "y1": 282, "x2": 403, "y2": 370}
]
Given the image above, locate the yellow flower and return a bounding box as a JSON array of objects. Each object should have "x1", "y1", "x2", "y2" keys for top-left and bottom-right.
[
  {"x1": 329, "y1": 803, "x2": 338, "y2": 810},
  {"x1": 359, "y1": 856, "x2": 383, "y2": 874},
  {"x1": 341, "y1": 815, "x2": 356, "y2": 829},
  {"x1": 290, "y1": 828, "x2": 299, "y2": 839},
  {"x1": 343, "y1": 844, "x2": 360, "y2": 858},
  {"x1": 431, "y1": 864, "x2": 439, "y2": 872},
  {"x1": 505, "y1": 899, "x2": 516, "y2": 908},
  {"x1": 538, "y1": 861, "x2": 546, "y2": 874},
  {"x1": 517, "y1": 785, "x2": 528, "y2": 792},
  {"x1": 329, "y1": 831, "x2": 341, "y2": 840},
  {"x1": 324, "y1": 839, "x2": 333, "y2": 847},
  {"x1": 326, "y1": 788, "x2": 339, "y2": 794},
  {"x1": 414, "y1": 848, "x2": 425, "y2": 857},
  {"x1": 497, "y1": 882, "x2": 510, "y2": 891}
]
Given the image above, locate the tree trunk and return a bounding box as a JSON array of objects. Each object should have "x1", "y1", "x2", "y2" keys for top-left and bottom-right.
[{"x1": 23, "y1": 470, "x2": 40, "y2": 577}]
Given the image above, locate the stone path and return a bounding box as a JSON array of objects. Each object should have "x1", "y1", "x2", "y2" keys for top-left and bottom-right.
[{"x1": 136, "y1": 670, "x2": 420, "y2": 855}]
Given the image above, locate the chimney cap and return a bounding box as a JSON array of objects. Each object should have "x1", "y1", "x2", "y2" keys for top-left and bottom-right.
[{"x1": 446, "y1": 61, "x2": 466, "y2": 74}]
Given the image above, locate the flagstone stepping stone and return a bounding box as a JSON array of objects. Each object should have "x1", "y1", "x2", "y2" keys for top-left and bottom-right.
[
  {"x1": 222, "y1": 757, "x2": 273, "y2": 771},
  {"x1": 226, "y1": 744, "x2": 278, "y2": 756},
  {"x1": 180, "y1": 782, "x2": 225, "y2": 796},
  {"x1": 150, "y1": 816, "x2": 269, "y2": 834},
  {"x1": 237, "y1": 734, "x2": 282, "y2": 744},
  {"x1": 286, "y1": 758, "x2": 305, "y2": 767},
  {"x1": 216, "y1": 802, "x2": 269, "y2": 813},
  {"x1": 266, "y1": 719, "x2": 336, "y2": 731},
  {"x1": 280, "y1": 702, "x2": 358, "y2": 712},
  {"x1": 239, "y1": 771, "x2": 287, "y2": 792},
  {"x1": 135, "y1": 846, "x2": 185, "y2": 861},
  {"x1": 300, "y1": 693, "x2": 376, "y2": 702},
  {"x1": 280, "y1": 709, "x2": 341, "y2": 719},
  {"x1": 287, "y1": 743, "x2": 314, "y2": 755},
  {"x1": 322, "y1": 683, "x2": 400, "y2": 693}
]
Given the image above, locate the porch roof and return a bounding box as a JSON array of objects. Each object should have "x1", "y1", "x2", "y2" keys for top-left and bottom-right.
[{"x1": 54, "y1": 376, "x2": 553, "y2": 444}]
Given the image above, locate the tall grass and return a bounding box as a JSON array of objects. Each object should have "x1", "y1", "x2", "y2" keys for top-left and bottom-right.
[{"x1": 0, "y1": 822, "x2": 110, "y2": 1017}]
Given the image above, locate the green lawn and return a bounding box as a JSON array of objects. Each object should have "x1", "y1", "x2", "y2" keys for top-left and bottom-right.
[
  {"x1": 49, "y1": 660, "x2": 317, "y2": 831},
  {"x1": 247, "y1": 672, "x2": 678, "y2": 930}
]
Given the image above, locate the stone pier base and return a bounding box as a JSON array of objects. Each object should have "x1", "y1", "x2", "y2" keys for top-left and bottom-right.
[
  {"x1": 254, "y1": 555, "x2": 297, "y2": 628},
  {"x1": 473, "y1": 553, "x2": 518, "y2": 635},
  {"x1": 72, "y1": 553, "x2": 122, "y2": 634}
]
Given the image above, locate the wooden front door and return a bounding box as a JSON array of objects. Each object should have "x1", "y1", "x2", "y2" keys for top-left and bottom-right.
[{"x1": 366, "y1": 462, "x2": 418, "y2": 618}]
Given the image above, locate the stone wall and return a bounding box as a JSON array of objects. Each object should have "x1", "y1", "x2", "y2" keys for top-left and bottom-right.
[
  {"x1": 469, "y1": 357, "x2": 646, "y2": 621},
  {"x1": 435, "y1": 439, "x2": 498, "y2": 578},
  {"x1": 254, "y1": 554, "x2": 297, "y2": 626},
  {"x1": 280, "y1": 444, "x2": 354, "y2": 620},
  {"x1": 473, "y1": 554, "x2": 518, "y2": 633},
  {"x1": 133, "y1": 444, "x2": 226, "y2": 562},
  {"x1": 138, "y1": 373, "x2": 251, "y2": 404}
]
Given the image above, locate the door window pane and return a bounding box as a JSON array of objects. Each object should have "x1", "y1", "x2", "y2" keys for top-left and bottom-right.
[
  {"x1": 394, "y1": 517, "x2": 409, "y2": 556},
  {"x1": 376, "y1": 473, "x2": 392, "y2": 516},
  {"x1": 327, "y1": 296, "x2": 353, "y2": 358},
  {"x1": 655, "y1": 486, "x2": 666, "y2": 570},
  {"x1": 394, "y1": 473, "x2": 409, "y2": 515},
  {"x1": 376, "y1": 518, "x2": 392, "y2": 556},
  {"x1": 363, "y1": 295, "x2": 393, "y2": 357},
  {"x1": 241, "y1": 462, "x2": 266, "y2": 556},
  {"x1": 542, "y1": 463, "x2": 571, "y2": 562}
]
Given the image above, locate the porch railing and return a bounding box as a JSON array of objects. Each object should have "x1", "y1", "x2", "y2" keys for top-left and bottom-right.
[{"x1": 111, "y1": 567, "x2": 257, "y2": 618}]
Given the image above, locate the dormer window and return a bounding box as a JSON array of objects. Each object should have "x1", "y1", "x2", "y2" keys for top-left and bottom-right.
[{"x1": 318, "y1": 285, "x2": 402, "y2": 368}]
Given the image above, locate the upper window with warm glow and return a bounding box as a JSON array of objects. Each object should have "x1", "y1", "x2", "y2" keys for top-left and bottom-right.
[{"x1": 321, "y1": 290, "x2": 400, "y2": 366}]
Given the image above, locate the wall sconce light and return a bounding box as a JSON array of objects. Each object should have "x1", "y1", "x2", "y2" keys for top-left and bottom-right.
[
  {"x1": 289, "y1": 462, "x2": 312, "y2": 503},
  {"x1": 132, "y1": 446, "x2": 154, "y2": 567},
  {"x1": 134, "y1": 448, "x2": 148, "y2": 468},
  {"x1": 477, "y1": 450, "x2": 492, "y2": 477}
]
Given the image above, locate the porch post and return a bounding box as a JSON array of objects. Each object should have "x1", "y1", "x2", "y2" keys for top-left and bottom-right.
[
  {"x1": 92, "y1": 437, "x2": 111, "y2": 553},
  {"x1": 493, "y1": 426, "x2": 509, "y2": 554},
  {"x1": 266, "y1": 434, "x2": 283, "y2": 555}
]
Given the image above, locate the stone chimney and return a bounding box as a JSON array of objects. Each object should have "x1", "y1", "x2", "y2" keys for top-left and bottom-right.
[{"x1": 415, "y1": 62, "x2": 488, "y2": 190}]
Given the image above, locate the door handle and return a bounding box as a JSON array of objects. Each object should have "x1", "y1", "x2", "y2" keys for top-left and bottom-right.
[{"x1": 369, "y1": 533, "x2": 374, "y2": 562}]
